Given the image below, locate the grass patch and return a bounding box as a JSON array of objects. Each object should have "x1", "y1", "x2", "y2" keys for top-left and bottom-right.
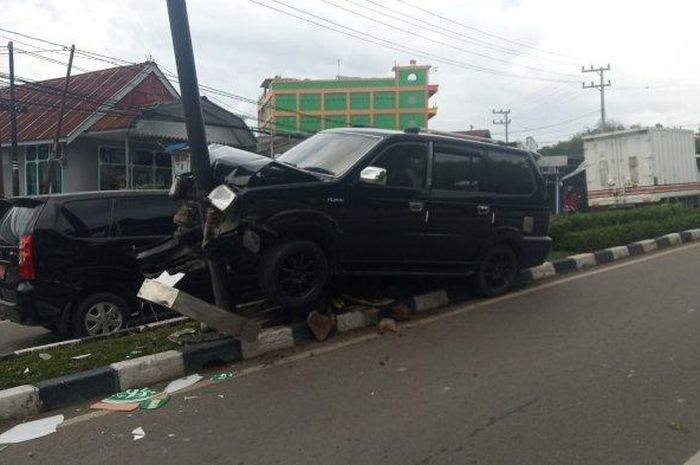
[{"x1": 0, "y1": 322, "x2": 197, "y2": 391}]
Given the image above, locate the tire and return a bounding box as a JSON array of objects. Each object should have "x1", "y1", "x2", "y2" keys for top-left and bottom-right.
[
  {"x1": 258, "y1": 240, "x2": 329, "y2": 310},
  {"x1": 70, "y1": 292, "x2": 130, "y2": 338},
  {"x1": 476, "y1": 244, "x2": 519, "y2": 298}
]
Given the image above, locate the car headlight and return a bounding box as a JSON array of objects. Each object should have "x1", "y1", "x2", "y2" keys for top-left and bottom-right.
[{"x1": 207, "y1": 184, "x2": 237, "y2": 212}]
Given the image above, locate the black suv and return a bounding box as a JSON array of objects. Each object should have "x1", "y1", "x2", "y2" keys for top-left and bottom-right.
[
  {"x1": 141, "y1": 129, "x2": 551, "y2": 309},
  {"x1": 0, "y1": 190, "x2": 179, "y2": 337}
]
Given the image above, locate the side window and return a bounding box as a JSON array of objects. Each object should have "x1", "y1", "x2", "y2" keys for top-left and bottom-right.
[
  {"x1": 113, "y1": 196, "x2": 177, "y2": 237},
  {"x1": 488, "y1": 150, "x2": 536, "y2": 195},
  {"x1": 371, "y1": 143, "x2": 428, "y2": 188},
  {"x1": 432, "y1": 145, "x2": 489, "y2": 192},
  {"x1": 57, "y1": 199, "x2": 112, "y2": 238}
]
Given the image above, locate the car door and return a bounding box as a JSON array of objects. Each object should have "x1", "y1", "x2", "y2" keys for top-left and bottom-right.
[
  {"x1": 341, "y1": 141, "x2": 431, "y2": 268},
  {"x1": 425, "y1": 142, "x2": 495, "y2": 264}
]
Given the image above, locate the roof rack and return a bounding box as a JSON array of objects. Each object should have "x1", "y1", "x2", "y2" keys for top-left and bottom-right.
[{"x1": 409, "y1": 128, "x2": 514, "y2": 147}]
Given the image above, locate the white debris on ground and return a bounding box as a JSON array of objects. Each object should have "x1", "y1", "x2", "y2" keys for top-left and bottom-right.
[
  {"x1": 165, "y1": 374, "x2": 202, "y2": 394},
  {"x1": 131, "y1": 427, "x2": 146, "y2": 441},
  {"x1": 0, "y1": 415, "x2": 64, "y2": 444}
]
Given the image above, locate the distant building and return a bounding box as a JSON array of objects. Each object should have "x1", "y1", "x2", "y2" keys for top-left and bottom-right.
[
  {"x1": 0, "y1": 62, "x2": 255, "y2": 196},
  {"x1": 258, "y1": 60, "x2": 438, "y2": 135}
]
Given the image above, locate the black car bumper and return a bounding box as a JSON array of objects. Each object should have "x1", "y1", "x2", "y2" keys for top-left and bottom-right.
[{"x1": 520, "y1": 236, "x2": 553, "y2": 269}]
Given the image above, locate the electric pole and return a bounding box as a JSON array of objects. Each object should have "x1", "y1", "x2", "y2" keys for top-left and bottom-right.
[
  {"x1": 42, "y1": 45, "x2": 75, "y2": 194},
  {"x1": 492, "y1": 108, "x2": 512, "y2": 143},
  {"x1": 7, "y1": 41, "x2": 19, "y2": 196},
  {"x1": 582, "y1": 64, "x2": 611, "y2": 129}
]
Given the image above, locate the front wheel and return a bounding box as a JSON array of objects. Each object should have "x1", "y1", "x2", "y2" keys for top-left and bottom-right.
[
  {"x1": 258, "y1": 240, "x2": 329, "y2": 310},
  {"x1": 476, "y1": 244, "x2": 519, "y2": 297}
]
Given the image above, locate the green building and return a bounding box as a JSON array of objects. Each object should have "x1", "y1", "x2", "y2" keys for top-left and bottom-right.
[{"x1": 258, "y1": 61, "x2": 438, "y2": 135}]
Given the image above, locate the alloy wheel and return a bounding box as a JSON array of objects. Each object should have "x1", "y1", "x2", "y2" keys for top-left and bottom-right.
[{"x1": 84, "y1": 301, "x2": 124, "y2": 336}]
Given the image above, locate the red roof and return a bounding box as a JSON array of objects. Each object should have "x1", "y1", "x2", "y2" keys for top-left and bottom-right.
[{"x1": 0, "y1": 62, "x2": 177, "y2": 144}]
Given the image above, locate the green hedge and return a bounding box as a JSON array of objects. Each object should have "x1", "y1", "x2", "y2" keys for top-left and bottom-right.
[{"x1": 554, "y1": 209, "x2": 700, "y2": 253}]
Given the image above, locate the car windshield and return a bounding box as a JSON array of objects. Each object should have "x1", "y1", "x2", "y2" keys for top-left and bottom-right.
[{"x1": 277, "y1": 132, "x2": 382, "y2": 177}]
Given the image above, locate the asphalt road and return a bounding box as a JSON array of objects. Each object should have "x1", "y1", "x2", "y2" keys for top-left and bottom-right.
[
  {"x1": 4, "y1": 242, "x2": 700, "y2": 465},
  {"x1": 0, "y1": 320, "x2": 59, "y2": 355}
]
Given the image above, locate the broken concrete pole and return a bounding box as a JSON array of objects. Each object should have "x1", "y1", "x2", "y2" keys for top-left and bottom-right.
[
  {"x1": 336, "y1": 308, "x2": 379, "y2": 332},
  {"x1": 138, "y1": 279, "x2": 260, "y2": 342},
  {"x1": 307, "y1": 310, "x2": 335, "y2": 341}
]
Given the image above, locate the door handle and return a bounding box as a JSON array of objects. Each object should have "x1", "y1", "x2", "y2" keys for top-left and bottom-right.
[
  {"x1": 477, "y1": 204, "x2": 490, "y2": 215},
  {"x1": 408, "y1": 201, "x2": 425, "y2": 212}
]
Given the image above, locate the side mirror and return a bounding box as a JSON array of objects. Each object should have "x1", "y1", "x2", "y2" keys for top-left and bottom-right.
[{"x1": 359, "y1": 166, "x2": 387, "y2": 186}]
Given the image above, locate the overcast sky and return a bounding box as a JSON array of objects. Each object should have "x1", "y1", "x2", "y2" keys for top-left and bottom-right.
[{"x1": 2, "y1": 0, "x2": 699, "y2": 146}]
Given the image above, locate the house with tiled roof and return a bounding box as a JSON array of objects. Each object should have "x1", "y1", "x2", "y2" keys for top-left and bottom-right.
[{"x1": 0, "y1": 61, "x2": 256, "y2": 195}]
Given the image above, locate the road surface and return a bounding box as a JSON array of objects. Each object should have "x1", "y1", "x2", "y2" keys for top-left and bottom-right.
[
  {"x1": 0, "y1": 320, "x2": 59, "y2": 355},
  {"x1": 3, "y1": 242, "x2": 700, "y2": 465}
]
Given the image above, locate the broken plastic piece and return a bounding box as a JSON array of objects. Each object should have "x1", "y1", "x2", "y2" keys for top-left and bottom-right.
[
  {"x1": 71, "y1": 353, "x2": 92, "y2": 360},
  {"x1": 102, "y1": 388, "x2": 160, "y2": 404},
  {"x1": 0, "y1": 415, "x2": 64, "y2": 444},
  {"x1": 210, "y1": 372, "x2": 235, "y2": 383},
  {"x1": 90, "y1": 402, "x2": 139, "y2": 412},
  {"x1": 131, "y1": 427, "x2": 146, "y2": 441},
  {"x1": 140, "y1": 396, "x2": 170, "y2": 411},
  {"x1": 168, "y1": 327, "x2": 197, "y2": 345},
  {"x1": 165, "y1": 374, "x2": 202, "y2": 394},
  {"x1": 155, "y1": 270, "x2": 186, "y2": 287},
  {"x1": 38, "y1": 353, "x2": 51, "y2": 361}
]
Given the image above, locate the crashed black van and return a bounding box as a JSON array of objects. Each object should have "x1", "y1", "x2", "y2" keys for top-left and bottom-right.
[{"x1": 139, "y1": 129, "x2": 551, "y2": 309}]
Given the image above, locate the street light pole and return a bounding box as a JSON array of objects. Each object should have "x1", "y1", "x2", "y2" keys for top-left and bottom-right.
[{"x1": 166, "y1": 0, "x2": 232, "y2": 311}]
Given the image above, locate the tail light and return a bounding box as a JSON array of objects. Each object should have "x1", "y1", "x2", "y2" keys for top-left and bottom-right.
[{"x1": 18, "y1": 234, "x2": 35, "y2": 281}]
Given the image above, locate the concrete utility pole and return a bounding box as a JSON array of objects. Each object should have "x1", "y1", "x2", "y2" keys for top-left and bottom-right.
[
  {"x1": 582, "y1": 64, "x2": 611, "y2": 129},
  {"x1": 166, "y1": 0, "x2": 232, "y2": 312},
  {"x1": 42, "y1": 45, "x2": 75, "y2": 195},
  {"x1": 492, "y1": 109, "x2": 512, "y2": 143},
  {"x1": 7, "y1": 41, "x2": 19, "y2": 197}
]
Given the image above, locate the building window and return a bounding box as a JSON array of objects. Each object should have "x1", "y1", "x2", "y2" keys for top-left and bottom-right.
[
  {"x1": 25, "y1": 144, "x2": 62, "y2": 195},
  {"x1": 99, "y1": 146, "x2": 172, "y2": 191},
  {"x1": 99, "y1": 146, "x2": 127, "y2": 190}
]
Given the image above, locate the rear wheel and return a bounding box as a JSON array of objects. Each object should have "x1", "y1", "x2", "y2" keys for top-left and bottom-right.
[
  {"x1": 258, "y1": 240, "x2": 329, "y2": 310},
  {"x1": 70, "y1": 292, "x2": 129, "y2": 338},
  {"x1": 476, "y1": 244, "x2": 519, "y2": 297}
]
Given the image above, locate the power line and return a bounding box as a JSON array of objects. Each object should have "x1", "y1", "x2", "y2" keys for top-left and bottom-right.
[
  {"x1": 250, "y1": 0, "x2": 577, "y2": 83},
  {"x1": 394, "y1": 0, "x2": 577, "y2": 62},
  {"x1": 508, "y1": 110, "x2": 598, "y2": 135},
  {"x1": 319, "y1": 0, "x2": 577, "y2": 79}
]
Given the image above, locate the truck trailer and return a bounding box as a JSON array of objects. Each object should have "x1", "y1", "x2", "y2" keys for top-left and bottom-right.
[{"x1": 582, "y1": 127, "x2": 700, "y2": 208}]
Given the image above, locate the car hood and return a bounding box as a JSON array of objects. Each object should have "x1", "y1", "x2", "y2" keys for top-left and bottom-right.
[{"x1": 209, "y1": 144, "x2": 321, "y2": 188}]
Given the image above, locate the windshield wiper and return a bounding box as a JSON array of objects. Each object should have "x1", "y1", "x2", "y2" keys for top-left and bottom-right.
[{"x1": 302, "y1": 166, "x2": 335, "y2": 176}]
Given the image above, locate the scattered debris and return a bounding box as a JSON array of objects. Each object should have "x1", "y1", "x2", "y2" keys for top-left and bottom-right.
[
  {"x1": 167, "y1": 433, "x2": 175, "y2": 438},
  {"x1": 130, "y1": 350, "x2": 142, "y2": 356},
  {"x1": 0, "y1": 444, "x2": 7, "y2": 453},
  {"x1": 377, "y1": 318, "x2": 397, "y2": 334},
  {"x1": 38, "y1": 353, "x2": 52, "y2": 361},
  {"x1": 90, "y1": 402, "x2": 140, "y2": 412},
  {"x1": 390, "y1": 303, "x2": 412, "y2": 322},
  {"x1": 218, "y1": 394, "x2": 225, "y2": 399},
  {"x1": 378, "y1": 355, "x2": 391, "y2": 366},
  {"x1": 677, "y1": 398, "x2": 687, "y2": 404},
  {"x1": 397, "y1": 367, "x2": 407, "y2": 372},
  {"x1": 343, "y1": 295, "x2": 394, "y2": 307},
  {"x1": 22, "y1": 368, "x2": 30, "y2": 375},
  {"x1": 443, "y1": 386, "x2": 452, "y2": 392},
  {"x1": 102, "y1": 388, "x2": 160, "y2": 404},
  {"x1": 131, "y1": 427, "x2": 146, "y2": 441},
  {"x1": 688, "y1": 308, "x2": 696, "y2": 314},
  {"x1": 0, "y1": 415, "x2": 64, "y2": 444},
  {"x1": 165, "y1": 374, "x2": 202, "y2": 394},
  {"x1": 668, "y1": 422, "x2": 685, "y2": 431},
  {"x1": 183, "y1": 396, "x2": 199, "y2": 401},
  {"x1": 140, "y1": 396, "x2": 170, "y2": 411},
  {"x1": 167, "y1": 327, "x2": 198, "y2": 345},
  {"x1": 210, "y1": 372, "x2": 235, "y2": 383},
  {"x1": 307, "y1": 310, "x2": 335, "y2": 341},
  {"x1": 626, "y1": 369, "x2": 636, "y2": 379}
]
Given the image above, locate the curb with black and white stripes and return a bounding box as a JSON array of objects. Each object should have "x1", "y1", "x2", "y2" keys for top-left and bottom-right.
[{"x1": 3, "y1": 228, "x2": 700, "y2": 421}]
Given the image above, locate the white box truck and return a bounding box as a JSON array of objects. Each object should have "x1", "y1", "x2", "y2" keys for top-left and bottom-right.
[{"x1": 582, "y1": 128, "x2": 700, "y2": 208}]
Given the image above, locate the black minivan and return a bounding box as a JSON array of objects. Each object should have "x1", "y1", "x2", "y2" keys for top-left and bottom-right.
[
  {"x1": 0, "y1": 190, "x2": 178, "y2": 337},
  {"x1": 140, "y1": 129, "x2": 552, "y2": 310}
]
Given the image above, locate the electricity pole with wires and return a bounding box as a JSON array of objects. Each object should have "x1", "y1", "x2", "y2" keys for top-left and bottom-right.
[
  {"x1": 492, "y1": 108, "x2": 512, "y2": 142},
  {"x1": 582, "y1": 64, "x2": 611, "y2": 129},
  {"x1": 42, "y1": 44, "x2": 75, "y2": 195},
  {"x1": 7, "y1": 41, "x2": 19, "y2": 196}
]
